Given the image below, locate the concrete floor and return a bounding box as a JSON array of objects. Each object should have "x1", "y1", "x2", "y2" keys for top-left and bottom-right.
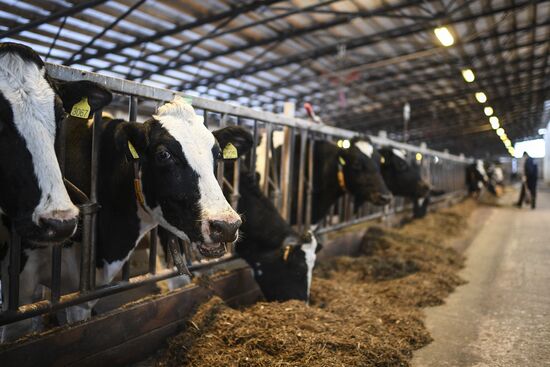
[{"x1": 413, "y1": 188, "x2": 550, "y2": 367}]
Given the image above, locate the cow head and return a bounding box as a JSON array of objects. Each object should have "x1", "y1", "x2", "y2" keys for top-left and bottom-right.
[
  {"x1": 378, "y1": 147, "x2": 430, "y2": 198},
  {"x1": 231, "y1": 170, "x2": 319, "y2": 301},
  {"x1": 240, "y1": 227, "x2": 319, "y2": 302},
  {"x1": 337, "y1": 138, "x2": 392, "y2": 206},
  {"x1": 0, "y1": 42, "x2": 112, "y2": 245},
  {"x1": 115, "y1": 97, "x2": 251, "y2": 258}
]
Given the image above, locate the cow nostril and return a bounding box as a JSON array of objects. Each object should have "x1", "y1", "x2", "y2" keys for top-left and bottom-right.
[
  {"x1": 209, "y1": 219, "x2": 241, "y2": 242},
  {"x1": 39, "y1": 217, "x2": 77, "y2": 240}
]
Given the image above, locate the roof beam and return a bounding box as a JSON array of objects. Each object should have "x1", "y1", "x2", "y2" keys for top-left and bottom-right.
[
  {"x1": 65, "y1": 0, "x2": 284, "y2": 65},
  {"x1": 0, "y1": 0, "x2": 109, "y2": 40},
  {"x1": 174, "y1": 0, "x2": 539, "y2": 91}
]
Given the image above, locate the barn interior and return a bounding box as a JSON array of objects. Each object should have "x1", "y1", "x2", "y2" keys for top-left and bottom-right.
[{"x1": 0, "y1": 1, "x2": 549, "y2": 366}]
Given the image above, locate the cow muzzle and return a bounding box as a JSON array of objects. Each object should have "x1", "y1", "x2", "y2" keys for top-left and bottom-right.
[
  {"x1": 38, "y1": 217, "x2": 78, "y2": 242},
  {"x1": 370, "y1": 192, "x2": 393, "y2": 205},
  {"x1": 198, "y1": 218, "x2": 242, "y2": 258}
]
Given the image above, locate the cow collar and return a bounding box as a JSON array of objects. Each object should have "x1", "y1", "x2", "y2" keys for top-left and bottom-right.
[
  {"x1": 337, "y1": 157, "x2": 347, "y2": 192},
  {"x1": 127, "y1": 142, "x2": 147, "y2": 212}
]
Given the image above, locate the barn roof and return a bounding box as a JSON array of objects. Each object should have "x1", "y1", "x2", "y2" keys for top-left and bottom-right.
[{"x1": 1, "y1": 0, "x2": 548, "y2": 156}]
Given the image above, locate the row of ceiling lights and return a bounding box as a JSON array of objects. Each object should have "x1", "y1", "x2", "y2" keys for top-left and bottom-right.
[{"x1": 434, "y1": 27, "x2": 514, "y2": 157}]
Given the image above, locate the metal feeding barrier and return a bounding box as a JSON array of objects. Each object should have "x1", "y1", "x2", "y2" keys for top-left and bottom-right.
[{"x1": 0, "y1": 64, "x2": 471, "y2": 329}]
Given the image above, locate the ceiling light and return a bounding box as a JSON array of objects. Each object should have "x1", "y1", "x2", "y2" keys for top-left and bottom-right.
[
  {"x1": 434, "y1": 26, "x2": 454, "y2": 47},
  {"x1": 490, "y1": 116, "x2": 499, "y2": 129},
  {"x1": 539, "y1": 128, "x2": 547, "y2": 135},
  {"x1": 484, "y1": 107, "x2": 494, "y2": 116},
  {"x1": 461, "y1": 69, "x2": 475, "y2": 82},
  {"x1": 496, "y1": 128, "x2": 504, "y2": 136},
  {"x1": 475, "y1": 92, "x2": 487, "y2": 103},
  {"x1": 504, "y1": 140, "x2": 512, "y2": 147},
  {"x1": 500, "y1": 133, "x2": 507, "y2": 141},
  {"x1": 342, "y1": 139, "x2": 351, "y2": 149}
]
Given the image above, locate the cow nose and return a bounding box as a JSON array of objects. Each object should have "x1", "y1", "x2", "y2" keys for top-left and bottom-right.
[
  {"x1": 39, "y1": 217, "x2": 77, "y2": 241},
  {"x1": 372, "y1": 192, "x2": 393, "y2": 205},
  {"x1": 209, "y1": 219, "x2": 242, "y2": 242}
]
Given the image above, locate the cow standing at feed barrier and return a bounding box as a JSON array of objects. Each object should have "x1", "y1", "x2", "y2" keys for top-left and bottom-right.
[
  {"x1": 0, "y1": 97, "x2": 252, "y2": 342},
  {"x1": 378, "y1": 147, "x2": 443, "y2": 218},
  {"x1": 0, "y1": 42, "x2": 111, "y2": 246},
  {"x1": 277, "y1": 136, "x2": 392, "y2": 226},
  {"x1": 466, "y1": 160, "x2": 498, "y2": 197}
]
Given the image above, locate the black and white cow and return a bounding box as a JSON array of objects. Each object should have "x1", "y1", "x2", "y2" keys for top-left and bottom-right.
[
  {"x1": 281, "y1": 137, "x2": 392, "y2": 225},
  {"x1": 378, "y1": 147, "x2": 433, "y2": 218},
  {"x1": 0, "y1": 42, "x2": 112, "y2": 244},
  {"x1": 466, "y1": 160, "x2": 495, "y2": 196},
  {"x1": 1, "y1": 97, "x2": 252, "y2": 341},
  {"x1": 225, "y1": 163, "x2": 319, "y2": 302}
]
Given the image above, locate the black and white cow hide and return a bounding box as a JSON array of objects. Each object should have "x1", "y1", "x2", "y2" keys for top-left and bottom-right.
[
  {"x1": 1, "y1": 97, "x2": 252, "y2": 341},
  {"x1": 0, "y1": 42, "x2": 112, "y2": 245},
  {"x1": 378, "y1": 147, "x2": 433, "y2": 218}
]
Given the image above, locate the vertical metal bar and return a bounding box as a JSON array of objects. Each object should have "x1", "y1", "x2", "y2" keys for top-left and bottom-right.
[
  {"x1": 121, "y1": 96, "x2": 139, "y2": 282},
  {"x1": 7, "y1": 227, "x2": 21, "y2": 311},
  {"x1": 296, "y1": 131, "x2": 308, "y2": 232},
  {"x1": 50, "y1": 246, "x2": 62, "y2": 303},
  {"x1": 129, "y1": 96, "x2": 138, "y2": 122},
  {"x1": 262, "y1": 123, "x2": 272, "y2": 196},
  {"x1": 249, "y1": 120, "x2": 258, "y2": 172},
  {"x1": 203, "y1": 109, "x2": 209, "y2": 127},
  {"x1": 148, "y1": 228, "x2": 158, "y2": 275},
  {"x1": 231, "y1": 161, "x2": 241, "y2": 210},
  {"x1": 305, "y1": 138, "x2": 314, "y2": 229},
  {"x1": 51, "y1": 115, "x2": 68, "y2": 303},
  {"x1": 121, "y1": 263, "x2": 130, "y2": 281},
  {"x1": 80, "y1": 110, "x2": 103, "y2": 292}
]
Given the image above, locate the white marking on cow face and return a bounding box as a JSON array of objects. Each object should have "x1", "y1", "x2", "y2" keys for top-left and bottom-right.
[
  {"x1": 355, "y1": 141, "x2": 374, "y2": 158},
  {"x1": 392, "y1": 148, "x2": 407, "y2": 161},
  {"x1": 0, "y1": 53, "x2": 78, "y2": 224},
  {"x1": 153, "y1": 96, "x2": 240, "y2": 242},
  {"x1": 301, "y1": 231, "x2": 318, "y2": 301}
]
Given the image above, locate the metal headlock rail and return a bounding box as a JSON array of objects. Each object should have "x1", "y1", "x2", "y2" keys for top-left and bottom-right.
[{"x1": 0, "y1": 64, "x2": 472, "y2": 329}]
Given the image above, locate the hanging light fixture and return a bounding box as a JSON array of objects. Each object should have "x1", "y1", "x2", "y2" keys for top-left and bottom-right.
[
  {"x1": 434, "y1": 26, "x2": 454, "y2": 46},
  {"x1": 484, "y1": 106, "x2": 494, "y2": 116},
  {"x1": 475, "y1": 92, "x2": 487, "y2": 103},
  {"x1": 461, "y1": 69, "x2": 475, "y2": 82}
]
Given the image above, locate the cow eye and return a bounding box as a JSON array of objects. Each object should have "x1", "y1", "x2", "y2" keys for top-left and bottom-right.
[{"x1": 156, "y1": 150, "x2": 172, "y2": 163}]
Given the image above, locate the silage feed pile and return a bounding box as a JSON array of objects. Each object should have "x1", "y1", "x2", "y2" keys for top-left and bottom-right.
[{"x1": 154, "y1": 200, "x2": 475, "y2": 367}]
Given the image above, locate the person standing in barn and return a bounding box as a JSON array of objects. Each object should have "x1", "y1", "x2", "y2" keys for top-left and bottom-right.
[{"x1": 516, "y1": 152, "x2": 538, "y2": 209}]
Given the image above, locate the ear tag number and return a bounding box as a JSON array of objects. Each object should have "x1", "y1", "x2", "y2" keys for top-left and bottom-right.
[
  {"x1": 128, "y1": 141, "x2": 140, "y2": 159},
  {"x1": 338, "y1": 156, "x2": 346, "y2": 166},
  {"x1": 70, "y1": 97, "x2": 91, "y2": 119},
  {"x1": 223, "y1": 143, "x2": 238, "y2": 160}
]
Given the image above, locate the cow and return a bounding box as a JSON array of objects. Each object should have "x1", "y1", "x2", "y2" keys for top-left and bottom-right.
[
  {"x1": 378, "y1": 147, "x2": 434, "y2": 218},
  {"x1": 0, "y1": 42, "x2": 112, "y2": 245},
  {"x1": 226, "y1": 162, "x2": 319, "y2": 302},
  {"x1": 1, "y1": 97, "x2": 252, "y2": 341},
  {"x1": 466, "y1": 160, "x2": 496, "y2": 197},
  {"x1": 157, "y1": 141, "x2": 320, "y2": 303},
  {"x1": 279, "y1": 136, "x2": 392, "y2": 225}
]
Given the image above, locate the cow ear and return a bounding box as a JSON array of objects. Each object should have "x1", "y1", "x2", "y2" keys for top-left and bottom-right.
[
  {"x1": 213, "y1": 126, "x2": 253, "y2": 159},
  {"x1": 114, "y1": 122, "x2": 148, "y2": 160},
  {"x1": 56, "y1": 80, "x2": 113, "y2": 114}
]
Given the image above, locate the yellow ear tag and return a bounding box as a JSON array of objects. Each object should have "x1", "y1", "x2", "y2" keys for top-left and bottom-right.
[
  {"x1": 380, "y1": 156, "x2": 385, "y2": 164},
  {"x1": 283, "y1": 246, "x2": 291, "y2": 262},
  {"x1": 223, "y1": 142, "x2": 238, "y2": 160},
  {"x1": 70, "y1": 97, "x2": 91, "y2": 119},
  {"x1": 128, "y1": 141, "x2": 139, "y2": 159},
  {"x1": 338, "y1": 156, "x2": 346, "y2": 166}
]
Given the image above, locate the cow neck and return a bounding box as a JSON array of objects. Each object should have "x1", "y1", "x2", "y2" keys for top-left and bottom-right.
[
  {"x1": 311, "y1": 141, "x2": 345, "y2": 224},
  {"x1": 94, "y1": 120, "x2": 153, "y2": 268}
]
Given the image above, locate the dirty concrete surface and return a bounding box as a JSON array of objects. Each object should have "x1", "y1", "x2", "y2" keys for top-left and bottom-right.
[{"x1": 413, "y1": 187, "x2": 550, "y2": 367}]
